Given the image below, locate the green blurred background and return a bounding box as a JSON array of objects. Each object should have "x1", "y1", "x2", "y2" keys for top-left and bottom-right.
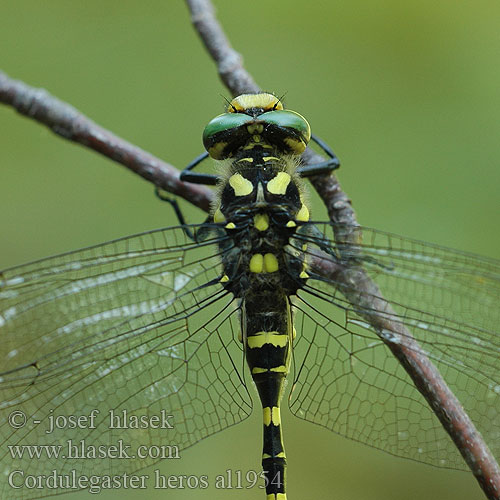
[{"x1": 1, "y1": 1, "x2": 499, "y2": 499}]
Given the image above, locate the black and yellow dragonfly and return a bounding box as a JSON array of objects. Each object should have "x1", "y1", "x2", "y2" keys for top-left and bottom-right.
[{"x1": 1, "y1": 93, "x2": 499, "y2": 499}]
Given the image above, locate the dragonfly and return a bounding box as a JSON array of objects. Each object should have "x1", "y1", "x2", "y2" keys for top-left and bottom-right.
[{"x1": 0, "y1": 93, "x2": 499, "y2": 499}]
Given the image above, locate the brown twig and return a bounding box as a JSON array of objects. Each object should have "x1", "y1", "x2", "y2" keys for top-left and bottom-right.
[
  {"x1": 0, "y1": 0, "x2": 498, "y2": 497},
  {"x1": 187, "y1": 0, "x2": 259, "y2": 96},
  {"x1": 0, "y1": 71, "x2": 213, "y2": 214}
]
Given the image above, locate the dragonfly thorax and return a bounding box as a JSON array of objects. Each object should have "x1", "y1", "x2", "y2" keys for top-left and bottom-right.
[{"x1": 213, "y1": 150, "x2": 310, "y2": 300}]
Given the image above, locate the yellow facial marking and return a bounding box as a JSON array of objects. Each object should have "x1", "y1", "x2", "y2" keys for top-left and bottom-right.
[
  {"x1": 267, "y1": 172, "x2": 291, "y2": 195},
  {"x1": 263, "y1": 156, "x2": 280, "y2": 162},
  {"x1": 229, "y1": 173, "x2": 253, "y2": 197},
  {"x1": 213, "y1": 207, "x2": 225, "y2": 223},
  {"x1": 253, "y1": 134, "x2": 261, "y2": 143},
  {"x1": 247, "y1": 331, "x2": 288, "y2": 349},
  {"x1": 225, "y1": 222, "x2": 236, "y2": 229},
  {"x1": 254, "y1": 213, "x2": 270, "y2": 231},
  {"x1": 247, "y1": 123, "x2": 264, "y2": 134},
  {"x1": 249, "y1": 253, "x2": 264, "y2": 273},
  {"x1": 219, "y1": 274, "x2": 229, "y2": 283},
  {"x1": 229, "y1": 93, "x2": 283, "y2": 113},
  {"x1": 296, "y1": 203, "x2": 310, "y2": 222},
  {"x1": 237, "y1": 157, "x2": 253, "y2": 163},
  {"x1": 286, "y1": 220, "x2": 296, "y2": 228}
]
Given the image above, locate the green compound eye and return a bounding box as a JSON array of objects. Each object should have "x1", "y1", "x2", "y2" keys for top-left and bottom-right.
[
  {"x1": 259, "y1": 110, "x2": 311, "y2": 154},
  {"x1": 203, "y1": 113, "x2": 253, "y2": 159},
  {"x1": 202, "y1": 108, "x2": 312, "y2": 159}
]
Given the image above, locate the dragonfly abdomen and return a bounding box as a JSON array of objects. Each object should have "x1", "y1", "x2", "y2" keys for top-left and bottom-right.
[{"x1": 244, "y1": 291, "x2": 291, "y2": 500}]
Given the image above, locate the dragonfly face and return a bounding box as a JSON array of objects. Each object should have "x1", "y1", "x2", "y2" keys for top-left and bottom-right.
[{"x1": 0, "y1": 93, "x2": 499, "y2": 499}]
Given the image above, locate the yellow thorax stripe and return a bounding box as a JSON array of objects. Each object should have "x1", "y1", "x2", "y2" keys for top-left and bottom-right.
[
  {"x1": 229, "y1": 173, "x2": 253, "y2": 196},
  {"x1": 267, "y1": 172, "x2": 291, "y2": 195}
]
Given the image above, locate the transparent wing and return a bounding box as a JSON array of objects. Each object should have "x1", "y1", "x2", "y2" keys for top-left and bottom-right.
[
  {"x1": 0, "y1": 225, "x2": 252, "y2": 499},
  {"x1": 289, "y1": 222, "x2": 500, "y2": 469}
]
